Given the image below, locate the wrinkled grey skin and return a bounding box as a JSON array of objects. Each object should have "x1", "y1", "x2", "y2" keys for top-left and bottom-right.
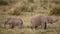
[
  {"x1": 31, "y1": 15, "x2": 58, "y2": 29},
  {"x1": 4, "y1": 18, "x2": 23, "y2": 28}
]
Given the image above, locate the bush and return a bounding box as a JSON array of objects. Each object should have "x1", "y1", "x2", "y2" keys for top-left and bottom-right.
[
  {"x1": 8, "y1": 9, "x2": 22, "y2": 16},
  {"x1": 20, "y1": 4, "x2": 34, "y2": 12},
  {"x1": 0, "y1": 0, "x2": 8, "y2": 5},
  {"x1": 12, "y1": 11, "x2": 21, "y2": 16},
  {"x1": 50, "y1": 7, "x2": 60, "y2": 15},
  {"x1": 28, "y1": 0, "x2": 34, "y2": 3},
  {"x1": 51, "y1": 0, "x2": 60, "y2": 4}
]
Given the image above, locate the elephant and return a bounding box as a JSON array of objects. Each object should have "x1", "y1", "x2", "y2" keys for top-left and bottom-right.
[
  {"x1": 4, "y1": 18, "x2": 23, "y2": 28},
  {"x1": 31, "y1": 15, "x2": 58, "y2": 29}
]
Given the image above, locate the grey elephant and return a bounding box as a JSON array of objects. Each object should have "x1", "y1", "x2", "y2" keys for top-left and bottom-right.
[
  {"x1": 31, "y1": 15, "x2": 58, "y2": 29},
  {"x1": 4, "y1": 18, "x2": 23, "y2": 28}
]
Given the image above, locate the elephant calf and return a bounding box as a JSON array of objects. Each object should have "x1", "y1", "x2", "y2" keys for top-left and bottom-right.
[
  {"x1": 31, "y1": 15, "x2": 58, "y2": 29},
  {"x1": 4, "y1": 18, "x2": 23, "y2": 28}
]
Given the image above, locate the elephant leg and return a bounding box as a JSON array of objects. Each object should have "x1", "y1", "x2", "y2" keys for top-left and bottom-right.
[
  {"x1": 9, "y1": 24, "x2": 14, "y2": 28},
  {"x1": 31, "y1": 24, "x2": 38, "y2": 29},
  {"x1": 41, "y1": 22, "x2": 47, "y2": 29},
  {"x1": 11, "y1": 25, "x2": 14, "y2": 28},
  {"x1": 44, "y1": 23, "x2": 47, "y2": 29},
  {"x1": 18, "y1": 24, "x2": 23, "y2": 29},
  {"x1": 35, "y1": 26, "x2": 38, "y2": 29}
]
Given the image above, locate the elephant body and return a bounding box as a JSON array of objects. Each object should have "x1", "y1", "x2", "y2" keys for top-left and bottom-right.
[
  {"x1": 4, "y1": 18, "x2": 23, "y2": 28},
  {"x1": 31, "y1": 15, "x2": 58, "y2": 29}
]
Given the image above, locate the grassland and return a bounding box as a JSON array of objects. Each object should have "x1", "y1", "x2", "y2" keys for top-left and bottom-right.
[{"x1": 0, "y1": 0, "x2": 60, "y2": 34}]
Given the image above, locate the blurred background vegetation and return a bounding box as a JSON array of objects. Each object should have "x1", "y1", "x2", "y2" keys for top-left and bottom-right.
[{"x1": 0, "y1": 0, "x2": 60, "y2": 34}]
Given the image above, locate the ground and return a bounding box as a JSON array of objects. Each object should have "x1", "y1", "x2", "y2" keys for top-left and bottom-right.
[{"x1": 0, "y1": 0, "x2": 60, "y2": 34}]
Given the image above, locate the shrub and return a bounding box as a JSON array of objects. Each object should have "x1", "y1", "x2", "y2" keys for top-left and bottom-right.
[
  {"x1": 8, "y1": 9, "x2": 22, "y2": 16},
  {"x1": 20, "y1": 4, "x2": 34, "y2": 12},
  {"x1": 51, "y1": 0, "x2": 60, "y2": 4},
  {"x1": 0, "y1": 0, "x2": 8, "y2": 5},
  {"x1": 50, "y1": 7, "x2": 60, "y2": 15},
  {"x1": 28, "y1": 0, "x2": 34, "y2": 3},
  {"x1": 12, "y1": 11, "x2": 21, "y2": 16}
]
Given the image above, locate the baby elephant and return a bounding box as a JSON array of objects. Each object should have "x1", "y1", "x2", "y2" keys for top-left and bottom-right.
[
  {"x1": 31, "y1": 15, "x2": 58, "y2": 29},
  {"x1": 4, "y1": 18, "x2": 23, "y2": 28}
]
